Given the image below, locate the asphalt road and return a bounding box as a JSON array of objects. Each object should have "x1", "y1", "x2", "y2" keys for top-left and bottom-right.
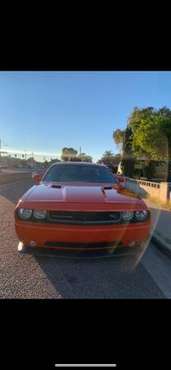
[{"x1": 0, "y1": 178, "x2": 171, "y2": 298}]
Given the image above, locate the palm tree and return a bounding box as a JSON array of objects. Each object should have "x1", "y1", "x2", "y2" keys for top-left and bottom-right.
[{"x1": 113, "y1": 129, "x2": 125, "y2": 155}]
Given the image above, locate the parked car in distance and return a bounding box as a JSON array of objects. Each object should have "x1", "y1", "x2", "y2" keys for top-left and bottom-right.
[{"x1": 15, "y1": 162, "x2": 151, "y2": 256}]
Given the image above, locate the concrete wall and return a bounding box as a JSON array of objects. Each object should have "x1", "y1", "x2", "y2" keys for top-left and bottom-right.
[
  {"x1": 126, "y1": 178, "x2": 169, "y2": 202},
  {"x1": 137, "y1": 179, "x2": 161, "y2": 199}
]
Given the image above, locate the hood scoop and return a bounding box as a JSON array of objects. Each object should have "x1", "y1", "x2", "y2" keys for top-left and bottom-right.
[
  {"x1": 51, "y1": 184, "x2": 62, "y2": 189},
  {"x1": 103, "y1": 186, "x2": 113, "y2": 190},
  {"x1": 101, "y1": 186, "x2": 113, "y2": 195},
  {"x1": 102, "y1": 186, "x2": 113, "y2": 192}
]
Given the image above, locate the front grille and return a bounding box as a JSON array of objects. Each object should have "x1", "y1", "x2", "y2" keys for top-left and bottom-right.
[
  {"x1": 44, "y1": 241, "x2": 122, "y2": 249},
  {"x1": 47, "y1": 211, "x2": 121, "y2": 225}
]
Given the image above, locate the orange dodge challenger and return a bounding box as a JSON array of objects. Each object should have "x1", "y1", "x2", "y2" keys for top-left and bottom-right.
[{"x1": 15, "y1": 162, "x2": 151, "y2": 255}]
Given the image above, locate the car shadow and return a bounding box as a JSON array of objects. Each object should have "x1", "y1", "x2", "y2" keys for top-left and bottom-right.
[{"x1": 23, "y1": 243, "x2": 159, "y2": 299}]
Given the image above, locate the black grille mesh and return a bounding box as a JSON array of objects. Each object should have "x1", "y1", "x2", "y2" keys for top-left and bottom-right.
[{"x1": 48, "y1": 211, "x2": 121, "y2": 225}]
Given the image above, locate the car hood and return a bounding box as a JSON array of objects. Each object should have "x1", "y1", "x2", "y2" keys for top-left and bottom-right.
[{"x1": 20, "y1": 182, "x2": 146, "y2": 211}]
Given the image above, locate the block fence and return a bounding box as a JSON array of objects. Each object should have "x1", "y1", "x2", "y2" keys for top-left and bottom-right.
[{"x1": 126, "y1": 178, "x2": 171, "y2": 202}]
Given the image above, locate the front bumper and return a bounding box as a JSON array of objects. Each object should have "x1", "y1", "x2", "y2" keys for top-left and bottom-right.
[{"x1": 15, "y1": 219, "x2": 151, "y2": 250}]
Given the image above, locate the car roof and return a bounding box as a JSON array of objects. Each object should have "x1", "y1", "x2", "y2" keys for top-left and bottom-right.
[{"x1": 50, "y1": 161, "x2": 106, "y2": 167}]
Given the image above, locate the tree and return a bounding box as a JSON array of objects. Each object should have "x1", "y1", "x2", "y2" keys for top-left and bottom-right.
[
  {"x1": 122, "y1": 106, "x2": 171, "y2": 161},
  {"x1": 128, "y1": 107, "x2": 171, "y2": 160},
  {"x1": 113, "y1": 129, "x2": 125, "y2": 154},
  {"x1": 61, "y1": 147, "x2": 78, "y2": 161},
  {"x1": 98, "y1": 151, "x2": 121, "y2": 171},
  {"x1": 113, "y1": 129, "x2": 125, "y2": 145},
  {"x1": 44, "y1": 160, "x2": 49, "y2": 167},
  {"x1": 60, "y1": 147, "x2": 93, "y2": 162},
  {"x1": 77, "y1": 153, "x2": 93, "y2": 162},
  {"x1": 113, "y1": 106, "x2": 171, "y2": 178},
  {"x1": 113, "y1": 125, "x2": 135, "y2": 176}
]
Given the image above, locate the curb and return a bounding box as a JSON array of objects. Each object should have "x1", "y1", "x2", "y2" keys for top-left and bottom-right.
[{"x1": 151, "y1": 233, "x2": 171, "y2": 259}]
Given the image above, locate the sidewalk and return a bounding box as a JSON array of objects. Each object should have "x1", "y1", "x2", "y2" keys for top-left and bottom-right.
[
  {"x1": 145, "y1": 199, "x2": 171, "y2": 257},
  {"x1": 125, "y1": 178, "x2": 171, "y2": 257}
]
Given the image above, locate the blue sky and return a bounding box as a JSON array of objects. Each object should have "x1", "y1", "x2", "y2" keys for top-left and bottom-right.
[{"x1": 0, "y1": 71, "x2": 171, "y2": 161}]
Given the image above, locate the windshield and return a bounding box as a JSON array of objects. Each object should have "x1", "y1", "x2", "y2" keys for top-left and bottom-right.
[{"x1": 43, "y1": 164, "x2": 118, "y2": 183}]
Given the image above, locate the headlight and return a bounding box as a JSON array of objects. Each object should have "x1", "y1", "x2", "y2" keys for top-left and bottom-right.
[
  {"x1": 134, "y1": 210, "x2": 148, "y2": 221},
  {"x1": 121, "y1": 211, "x2": 134, "y2": 222},
  {"x1": 18, "y1": 208, "x2": 32, "y2": 220},
  {"x1": 33, "y1": 210, "x2": 47, "y2": 220}
]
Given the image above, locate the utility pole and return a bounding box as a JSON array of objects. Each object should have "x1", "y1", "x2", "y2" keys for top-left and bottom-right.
[
  {"x1": 24, "y1": 150, "x2": 27, "y2": 160},
  {"x1": 0, "y1": 138, "x2": 8, "y2": 158},
  {"x1": 0, "y1": 138, "x2": 8, "y2": 157}
]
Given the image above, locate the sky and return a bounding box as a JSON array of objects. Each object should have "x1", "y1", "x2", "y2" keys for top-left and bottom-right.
[{"x1": 0, "y1": 71, "x2": 171, "y2": 161}]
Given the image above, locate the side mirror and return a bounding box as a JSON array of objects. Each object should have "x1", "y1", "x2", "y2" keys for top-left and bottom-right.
[{"x1": 32, "y1": 172, "x2": 42, "y2": 185}]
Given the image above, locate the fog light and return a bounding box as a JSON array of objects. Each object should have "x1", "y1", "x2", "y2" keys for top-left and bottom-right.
[
  {"x1": 18, "y1": 242, "x2": 24, "y2": 251},
  {"x1": 30, "y1": 240, "x2": 37, "y2": 247}
]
